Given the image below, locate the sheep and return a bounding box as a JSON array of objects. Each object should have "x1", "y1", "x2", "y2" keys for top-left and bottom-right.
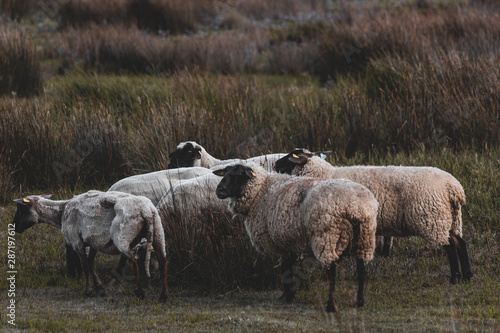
[
  {"x1": 274, "y1": 148, "x2": 473, "y2": 284},
  {"x1": 13, "y1": 191, "x2": 168, "y2": 302},
  {"x1": 213, "y1": 163, "x2": 379, "y2": 312},
  {"x1": 167, "y1": 141, "x2": 286, "y2": 172},
  {"x1": 63, "y1": 166, "x2": 212, "y2": 279},
  {"x1": 156, "y1": 173, "x2": 225, "y2": 214},
  {"x1": 155, "y1": 173, "x2": 232, "y2": 254},
  {"x1": 108, "y1": 167, "x2": 213, "y2": 206}
]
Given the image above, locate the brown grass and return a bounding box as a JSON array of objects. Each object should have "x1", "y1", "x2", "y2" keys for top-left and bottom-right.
[
  {"x1": 0, "y1": 28, "x2": 42, "y2": 97},
  {"x1": 52, "y1": 23, "x2": 270, "y2": 74}
]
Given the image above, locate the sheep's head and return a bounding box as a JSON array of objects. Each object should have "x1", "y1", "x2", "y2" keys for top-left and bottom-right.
[
  {"x1": 12, "y1": 195, "x2": 51, "y2": 233},
  {"x1": 213, "y1": 164, "x2": 255, "y2": 199},
  {"x1": 168, "y1": 141, "x2": 203, "y2": 169},
  {"x1": 275, "y1": 148, "x2": 332, "y2": 174}
]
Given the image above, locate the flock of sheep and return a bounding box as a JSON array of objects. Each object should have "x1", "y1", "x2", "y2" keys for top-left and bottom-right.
[{"x1": 12, "y1": 141, "x2": 473, "y2": 313}]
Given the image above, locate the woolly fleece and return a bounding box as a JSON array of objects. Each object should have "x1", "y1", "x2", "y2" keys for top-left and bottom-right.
[
  {"x1": 290, "y1": 156, "x2": 466, "y2": 246},
  {"x1": 225, "y1": 164, "x2": 378, "y2": 265}
]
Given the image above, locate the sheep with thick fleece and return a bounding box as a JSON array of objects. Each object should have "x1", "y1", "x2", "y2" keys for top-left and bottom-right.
[
  {"x1": 274, "y1": 149, "x2": 473, "y2": 284},
  {"x1": 13, "y1": 191, "x2": 168, "y2": 301},
  {"x1": 168, "y1": 141, "x2": 286, "y2": 171},
  {"x1": 213, "y1": 163, "x2": 378, "y2": 312}
]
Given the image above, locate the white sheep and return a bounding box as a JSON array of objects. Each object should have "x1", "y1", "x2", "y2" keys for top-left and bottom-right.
[
  {"x1": 274, "y1": 149, "x2": 473, "y2": 284},
  {"x1": 167, "y1": 141, "x2": 286, "y2": 171},
  {"x1": 156, "y1": 173, "x2": 225, "y2": 214},
  {"x1": 108, "y1": 167, "x2": 213, "y2": 206},
  {"x1": 13, "y1": 191, "x2": 168, "y2": 302},
  {"x1": 213, "y1": 163, "x2": 379, "y2": 312},
  {"x1": 60, "y1": 167, "x2": 213, "y2": 278}
]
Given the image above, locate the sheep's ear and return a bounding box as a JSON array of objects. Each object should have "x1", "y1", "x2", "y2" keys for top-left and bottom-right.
[
  {"x1": 288, "y1": 153, "x2": 308, "y2": 165},
  {"x1": 314, "y1": 151, "x2": 332, "y2": 159},
  {"x1": 42, "y1": 194, "x2": 52, "y2": 199},
  {"x1": 245, "y1": 168, "x2": 256, "y2": 178},
  {"x1": 14, "y1": 198, "x2": 30, "y2": 205},
  {"x1": 213, "y1": 169, "x2": 226, "y2": 176}
]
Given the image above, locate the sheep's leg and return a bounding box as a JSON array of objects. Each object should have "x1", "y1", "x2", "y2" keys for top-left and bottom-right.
[
  {"x1": 375, "y1": 236, "x2": 383, "y2": 256},
  {"x1": 278, "y1": 253, "x2": 297, "y2": 303},
  {"x1": 451, "y1": 235, "x2": 473, "y2": 282},
  {"x1": 112, "y1": 255, "x2": 129, "y2": 283},
  {"x1": 66, "y1": 244, "x2": 82, "y2": 278},
  {"x1": 443, "y1": 237, "x2": 461, "y2": 284},
  {"x1": 356, "y1": 259, "x2": 366, "y2": 307},
  {"x1": 75, "y1": 247, "x2": 93, "y2": 297},
  {"x1": 153, "y1": 242, "x2": 168, "y2": 303},
  {"x1": 326, "y1": 261, "x2": 339, "y2": 313},
  {"x1": 381, "y1": 237, "x2": 393, "y2": 257},
  {"x1": 87, "y1": 248, "x2": 105, "y2": 296},
  {"x1": 129, "y1": 256, "x2": 145, "y2": 300}
]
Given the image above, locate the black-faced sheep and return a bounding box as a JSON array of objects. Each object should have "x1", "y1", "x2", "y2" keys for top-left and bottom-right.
[
  {"x1": 275, "y1": 149, "x2": 473, "y2": 284},
  {"x1": 168, "y1": 141, "x2": 286, "y2": 171},
  {"x1": 213, "y1": 163, "x2": 378, "y2": 312},
  {"x1": 13, "y1": 191, "x2": 168, "y2": 302}
]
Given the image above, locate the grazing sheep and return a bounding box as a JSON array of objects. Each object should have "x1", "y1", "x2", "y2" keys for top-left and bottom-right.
[
  {"x1": 275, "y1": 149, "x2": 473, "y2": 284},
  {"x1": 63, "y1": 167, "x2": 212, "y2": 279},
  {"x1": 13, "y1": 191, "x2": 168, "y2": 302},
  {"x1": 213, "y1": 163, "x2": 378, "y2": 312},
  {"x1": 168, "y1": 141, "x2": 286, "y2": 171}
]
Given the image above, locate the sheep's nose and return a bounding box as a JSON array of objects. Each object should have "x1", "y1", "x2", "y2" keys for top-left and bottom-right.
[{"x1": 215, "y1": 185, "x2": 228, "y2": 199}]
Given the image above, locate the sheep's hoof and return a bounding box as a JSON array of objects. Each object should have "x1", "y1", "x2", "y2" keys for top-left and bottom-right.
[
  {"x1": 326, "y1": 301, "x2": 338, "y2": 313},
  {"x1": 135, "y1": 288, "x2": 145, "y2": 300},
  {"x1": 159, "y1": 293, "x2": 168, "y2": 303},
  {"x1": 450, "y1": 272, "x2": 461, "y2": 285},
  {"x1": 277, "y1": 291, "x2": 295, "y2": 303},
  {"x1": 462, "y1": 271, "x2": 473, "y2": 282},
  {"x1": 356, "y1": 297, "x2": 365, "y2": 308},
  {"x1": 96, "y1": 287, "x2": 106, "y2": 297}
]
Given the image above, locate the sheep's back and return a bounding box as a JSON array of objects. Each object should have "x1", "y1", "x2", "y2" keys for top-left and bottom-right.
[
  {"x1": 246, "y1": 176, "x2": 377, "y2": 261},
  {"x1": 299, "y1": 159, "x2": 465, "y2": 239}
]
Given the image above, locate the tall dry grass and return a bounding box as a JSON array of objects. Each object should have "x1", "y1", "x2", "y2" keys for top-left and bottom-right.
[
  {"x1": 58, "y1": 0, "x2": 216, "y2": 34},
  {"x1": 0, "y1": 0, "x2": 38, "y2": 19},
  {"x1": 51, "y1": 23, "x2": 269, "y2": 74},
  {"x1": 0, "y1": 28, "x2": 42, "y2": 96}
]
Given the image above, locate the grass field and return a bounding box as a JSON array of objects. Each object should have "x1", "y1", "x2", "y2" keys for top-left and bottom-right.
[{"x1": 1, "y1": 0, "x2": 499, "y2": 331}]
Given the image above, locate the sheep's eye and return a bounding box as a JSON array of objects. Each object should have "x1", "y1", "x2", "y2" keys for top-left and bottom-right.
[
  {"x1": 23, "y1": 198, "x2": 30, "y2": 203},
  {"x1": 292, "y1": 154, "x2": 300, "y2": 158}
]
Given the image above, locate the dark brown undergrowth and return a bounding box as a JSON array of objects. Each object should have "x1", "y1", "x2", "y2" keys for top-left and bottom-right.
[
  {"x1": 0, "y1": 0, "x2": 37, "y2": 20},
  {"x1": 0, "y1": 28, "x2": 42, "y2": 96},
  {"x1": 161, "y1": 206, "x2": 279, "y2": 291},
  {"x1": 58, "y1": 0, "x2": 215, "y2": 34},
  {"x1": 51, "y1": 24, "x2": 268, "y2": 74},
  {"x1": 313, "y1": 4, "x2": 500, "y2": 81}
]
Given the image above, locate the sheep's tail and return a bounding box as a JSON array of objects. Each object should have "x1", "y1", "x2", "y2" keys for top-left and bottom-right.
[
  {"x1": 352, "y1": 199, "x2": 378, "y2": 263},
  {"x1": 448, "y1": 179, "x2": 466, "y2": 238},
  {"x1": 143, "y1": 210, "x2": 156, "y2": 279}
]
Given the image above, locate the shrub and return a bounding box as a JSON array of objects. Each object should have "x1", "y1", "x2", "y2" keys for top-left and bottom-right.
[
  {"x1": 55, "y1": 24, "x2": 269, "y2": 74},
  {"x1": 0, "y1": 0, "x2": 37, "y2": 20},
  {"x1": 0, "y1": 29, "x2": 42, "y2": 97},
  {"x1": 59, "y1": 0, "x2": 215, "y2": 34}
]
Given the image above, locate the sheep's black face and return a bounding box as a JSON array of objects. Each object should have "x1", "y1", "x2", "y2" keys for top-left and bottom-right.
[
  {"x1": 275, "y1": 149, "x2": 308, "y2": 174},
  {"x1": 168, "y1": 142, "x2": 202, "y2": 169},
  {"x1": 214, "y1": 165, "x2": 254, "y2": 199},
  {"x1": 13, "y1": 201, "x2": 37, "y2": 233}
]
